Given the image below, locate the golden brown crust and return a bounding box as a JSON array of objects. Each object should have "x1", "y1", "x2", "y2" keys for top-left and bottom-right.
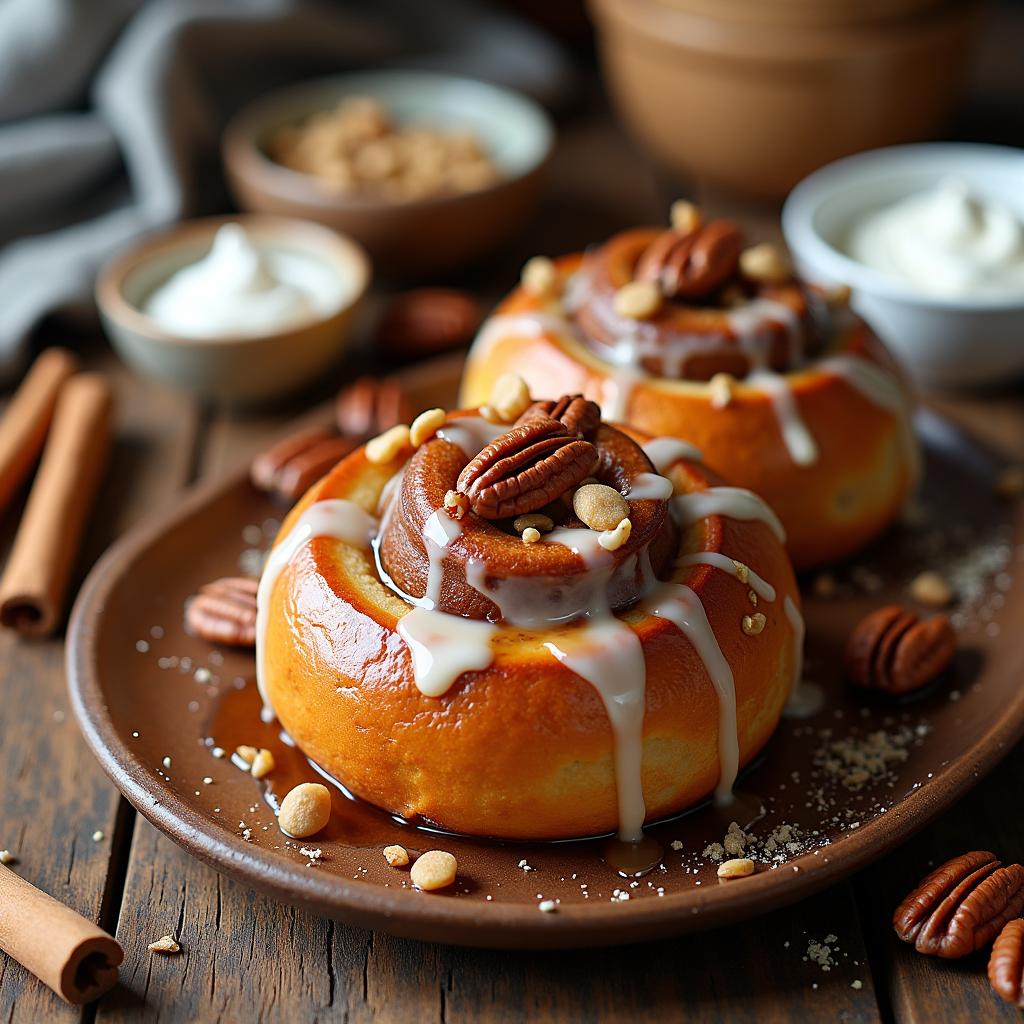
[{"x1": 263, "y1": 431, "x2": 800, "y2": 840}]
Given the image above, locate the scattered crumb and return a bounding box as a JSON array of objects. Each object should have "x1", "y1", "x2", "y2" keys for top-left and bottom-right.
[
  {"x1": 852, "y1": 980, "x2": 863, "y2": 990},
  {"x1": 518, "y1": 859, "x2": 535, "y2": 873},
  {"x1": 383, "y1": 845, "x2": 410, "y2": 867},
  {"x1": 162, "y1": 756, "x2": 172, "y2": 769},
  {"x1": 212, "y1": 747, "x2": 225, "y2": 759},
  {"x1": 250, "y1": 749, "x2": 275, "y2": 779},
  {"x1": 92, "y1": 831, "x2": 104, "y2": 842},
  {"x1": 299, "y1": 846, "x2": 323, "y2": 866},
  {"x1": 0, "y1": 850, "x2": 15, "y2": 865},
  {"x1": 538, "y1": 899, "x2": 558, "y2": 913},
  {"x1": 202, "y1": 777, "x2": 213, "y2": 785},
  {"x1": 148, "y1": 935, "x2": 181, "y2": 954}
]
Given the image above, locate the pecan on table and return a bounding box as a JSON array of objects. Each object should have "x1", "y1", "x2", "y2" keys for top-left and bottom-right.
[
  {"x1": 456, "y1": 417, "x2": 598, "y2": 520},
  {"x1": 634, "y1": 220, "x2": 744, "y2": 301},
  {"x1": 893, "y1": 851, "x2": 1024, "y2": 958},
  {"x1": 185, "y1": 577, "x2": 258, "y2": 648},
  {"x1": 989, "y1": 919, "x2": 1024, "y2": 1007},
  {"x1": 374, "y1": 288, "x2": 482, "y2": 359},
  {"x1": 251, "y1": 427, "x2": 357, "y2": 501},
  {"x1": 844, "y1": 605, "x2": 956, "y2": 695},
  {"x1": 336, "y1": 375, "x2": 411, "y2": 440},
  {"x1": 517, "y1": 394, "x2": 601, "y2": 440}
]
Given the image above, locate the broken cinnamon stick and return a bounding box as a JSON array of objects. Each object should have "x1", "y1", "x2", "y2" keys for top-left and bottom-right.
[
  {"x1": 0, "y1": 863, "x2": 122, "y2": 1004},
  {"x1": 0, "y1": 348, "x2": 78, "y2": 517},
  {"x1": 0, "y1": 373, "x2": 113, "y2": 636}
]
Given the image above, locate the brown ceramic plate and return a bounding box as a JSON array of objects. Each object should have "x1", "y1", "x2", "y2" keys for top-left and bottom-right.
[{"x1": 67, "y1": 380, "x2": 1024, "y2": 948}]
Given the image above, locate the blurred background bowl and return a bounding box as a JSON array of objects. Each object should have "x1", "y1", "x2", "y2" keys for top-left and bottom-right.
[
  {"x1": 96, "y1": 215, "x2": 370, "y2": 404},
  {"x1": 782, "y1": 142, "x2": 1024, "y2": 389},
  {"x1": 588, "y1": 0, "x2": 981, "y2": 199},
  {"x1": 223, "y1": 71, "x2": 554, "y2": 277}
]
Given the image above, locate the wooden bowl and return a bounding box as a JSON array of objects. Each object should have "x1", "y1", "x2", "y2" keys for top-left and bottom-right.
[
  {"x1": 222, "y1": 71, "x2": 554, "y2": 276},
  {"x1": 588, "y1": 0, "x2": 980, "y2": 199},
  {"x1": 96, "y1": 215, "x2": 370, "y2": 405}
]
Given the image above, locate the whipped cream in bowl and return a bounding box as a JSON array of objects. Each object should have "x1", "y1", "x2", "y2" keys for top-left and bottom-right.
[
  {"x1": 845, "y1": 178, "x2": 1024, "y2": 301},
  {"x1": 782, "y1": 143, "x2": 1024, "y2": 387},
  {"x1": 97, "y1": 215, "x2": 371, "y2": 402}
]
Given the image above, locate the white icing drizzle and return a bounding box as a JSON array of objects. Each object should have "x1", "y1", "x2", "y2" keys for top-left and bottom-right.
[
  {"x1": 544, "y1": 620, "x2": 648, "y2": 842},
  {"x1": 601, "y1": 366, "x2": 643, "y2": 423},
  {"x1": 781, "y1": 596, "x2": 822, "y2": 718},
  {"x1": 256, "y1": 500, "x2": 379, "y2": 720},
  {"x1": 397, "y1": 608, "x2": 497, "y2": 698},
  {"x1": 642, "y1": 436, "x2": 703, "y2": 471},
  {"x1": 627, "y1": 472, "x2": 675, "y2": 501},
  {"x1": 675, "y1": 551, "x2": 776, "y2": 602},
  {"x1": 746, "y1": 370, "x2": 819, "y2": 467},
  {"x1": 639, "y1": 583, "x2": 739, "y2": 807},
  {"x1": 435, "y1": 416, "x2": 506, "y2": 460},
  {"x1": 422, "y1": 509, "x2": 461, "y2": 608},
  {"x1": 672, "y1": 487, "x2": 787, "y2": 543}
]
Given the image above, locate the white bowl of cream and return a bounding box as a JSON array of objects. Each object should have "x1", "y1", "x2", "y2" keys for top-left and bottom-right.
[
  {"x1": 98, "y1": 216, "x2": 370, "y2": 403},
  {"x1": 782, "y1": 143, "x2": 1024, "y2": 388}
]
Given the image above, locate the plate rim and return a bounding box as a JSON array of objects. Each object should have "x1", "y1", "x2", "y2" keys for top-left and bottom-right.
[{"x1": 66, "y1": 466, "x2": 1024, "y2": 949}]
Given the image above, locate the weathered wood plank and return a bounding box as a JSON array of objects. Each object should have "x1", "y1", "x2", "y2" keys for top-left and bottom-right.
[
  {"x1": 101, "y1": 821, "x2": 881, "y2": 1024},
  {"x1": 0, "y1": 345, "x2": 199, "y2": 1023}
]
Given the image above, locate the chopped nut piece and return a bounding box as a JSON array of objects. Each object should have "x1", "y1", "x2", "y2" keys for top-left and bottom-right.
[
  {"x1": 670, "y1": 199, "x2": 701, "y2": 235},
  {"x1": 521, "y1": 256, "x2": 560, "y2": 298},
  {"x1": 489, "y1": 373, "x2": 532, "y2": 423},
  {"x1": 278, "y1": 782, "x2": 331, "y2": 839},
  {"x1": 148, "y1": 935, "x2": 181, "y2": 954},
  {"x1": 383, "y1": 845, "x2": 410, "y2": 867},
  {"x1": 574, "y1": 483, "x2": 630, "y2": 531},
  {"x1": 739, "y1": 243, "x2": 791, "y2": 284},
  {"x1": 709, "y1": 373, "x2": 735, "y2": 409},
  {"x1": 410, "y1": 408, "x2": 446, "y2": 447},
  {"x1": 742, "y1": 612, "x2": 767, "y2": 636},
  {"x1": 443, "y1": 490, "x2": 470, "y2": 521},
  {"x1": 250, "y1": 748, "x2": 275, "y2": 779},
  {"x1": 478, "y1": 403, "x2": 504, "y2": 424},
  {"x1": 366, "y1": 424, "x2": 411, "y2": 465},
  {"x1": 613, "y1": 280, "x2": 662, "y2": 320},
  {"x1": 521, "y1": 527, "x2": 541, "y2": 544},
  {"x1": 732, "y1": 560, "x2": 750, "y2": 584},
  {"x1": 0, "y1": 850, "x2": 15, "y2": 865},
  {"x1": 235, "y1": 745, "x2": 258, "y2": 766},
  {"x1": 910, "y1": 571, "x2": 954, "y2": 608},
  {"x1": 410, "y1": 850, "x2": 457, "y2": 891},
  {"x1": 514, "y1": 513, "x2": 554, "y2": 535},
  {"x1": 599, "y1": 518, "x2": 632, "y2": 552},
  {"x1": 995, "y1": 466, "x2": 1024, "y2": 498},
  {"x1": 717, "y1": 857, "x2": 755, "y2": 879}
]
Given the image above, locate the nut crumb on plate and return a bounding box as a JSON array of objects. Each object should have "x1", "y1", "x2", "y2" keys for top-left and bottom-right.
[
  {"x1": 278, "y1": 782, "x2": 331, "y2": 839},
  {"x1": 383, "y1": 845, "x2": 410, "y2": 867},
  {"x1": 410, "y1": 850, "x2": 457, "y2": 891},
  {"x1": 250, "y1": 748, "x2": 275, "y2": 779},
  {"x1": 717, "y1": 857, "x2": 755, "y2": 879},
  {"x1": 909, "y1": 571, "x2": 955, "y2": 607}
]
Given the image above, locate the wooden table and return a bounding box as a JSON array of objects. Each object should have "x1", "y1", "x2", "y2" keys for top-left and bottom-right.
[{"x1": 2, "y1": 38, "x2": 1024, "y2": 1024}]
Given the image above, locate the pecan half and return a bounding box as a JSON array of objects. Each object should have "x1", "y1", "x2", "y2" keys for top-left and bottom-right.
[
  {"x1": 456, "y1": 417, "x2": 597, "y2": 519},
  {"x1": 517, "y1": 394, "x2": 601, "y2": 439},
  {"x1": 989, "y1": 919, "x2": 1024, "y2": 1006},
  {"x1": 251, "y1": 427, "x2": 357, "y2": 500},
  {"x1": 336, "y1": 375, "x2": 410, "y2": 439},
  {"x1": 374, "y1": 288, "x2": 482, "y2": 359},
  {"x1": 634, "y1": 220, "x2": 744, "y2": 300},
  {"x1": 185, "y1": 577, "x2": 258, "y2": 647},
  {"x1": 893, "y1": 851, "x2": 1024, "y2": 958},
  {"x1": 845, "y1": 605, "x2": 956, "y2": 695}
]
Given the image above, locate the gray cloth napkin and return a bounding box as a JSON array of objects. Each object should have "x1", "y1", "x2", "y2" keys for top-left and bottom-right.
[{"x1": 0, "y1": 0, "x2": 570, "y2": 377}]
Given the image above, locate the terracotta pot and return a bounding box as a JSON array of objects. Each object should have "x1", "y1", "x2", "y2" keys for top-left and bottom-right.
[{"x1": 589, "y1": 0, "x2": 981, "y2": 199}]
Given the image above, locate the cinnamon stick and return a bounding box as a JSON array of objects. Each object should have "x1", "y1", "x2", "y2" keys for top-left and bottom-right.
[
  {"x1": 0, "y1": 864, "x2": 122, "y2": 1004},
  {"x1": 0, "y1": 373, "x2": 113, "y2": 636},
  {"x1": 0, "y1": 348, "x2": 78, "y2": 517}
]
